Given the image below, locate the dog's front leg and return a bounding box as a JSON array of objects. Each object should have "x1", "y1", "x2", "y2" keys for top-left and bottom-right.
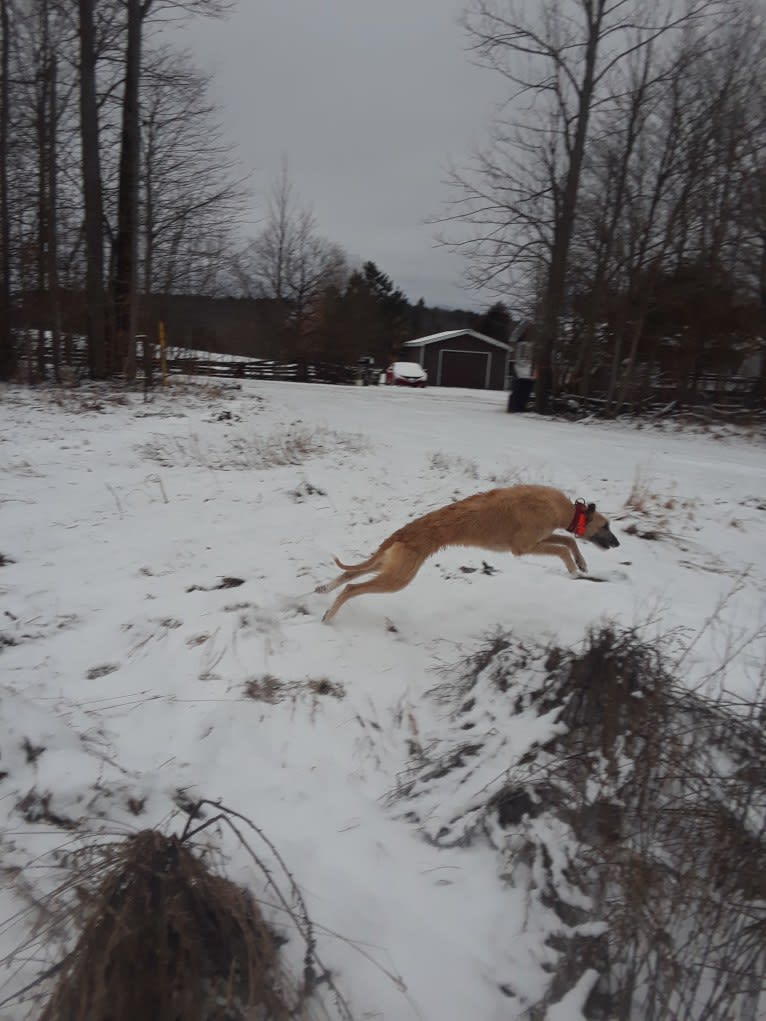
[
  {"x1": 529, "y1": 538, "x2": 580, "y2": 575},
  {"x1": 553, "y1": 533, "x2": 587, "y2": 573}
]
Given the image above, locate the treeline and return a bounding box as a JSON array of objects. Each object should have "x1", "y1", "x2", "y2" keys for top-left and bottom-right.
[
  {"x1": 220, "y1": 167, "x2": 513, "y2": 363},
  {"x1": 446, "y1": 0, "x2": 766, "y2": 412},
  {"x1": 0, "y1": 0, "x2": 248, "y2": 380},
  {"x1": 0, "y1": 3, "x2": 508, "y2": 384}
]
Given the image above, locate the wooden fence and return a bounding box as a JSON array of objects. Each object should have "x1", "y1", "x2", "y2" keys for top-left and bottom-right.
[
  {"x1": 14, "y1": 337, "x2": 764, "y2": 418},
  {"x1": 16, "y1": 340, "x2": 372, "y2": 388},
  {"x1": 550, "y1": 374, "x2": 764, "y2": 419},
  {"x1": 162, "y1": 356, "x2": 365, "y2": 386}
]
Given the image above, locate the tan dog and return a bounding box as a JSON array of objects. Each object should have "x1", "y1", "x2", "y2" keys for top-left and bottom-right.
[{"x1": 317, "y1": 484, "x2": 619, "y2": 623}]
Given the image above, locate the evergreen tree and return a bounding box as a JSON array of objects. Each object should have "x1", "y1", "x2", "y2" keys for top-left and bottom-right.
[
  {"x1": 477, "y1": 301, "x2": 512, "y2": 342},
  {"x1": 361, "y1": 261, "x2": 411, "y2": 356}
]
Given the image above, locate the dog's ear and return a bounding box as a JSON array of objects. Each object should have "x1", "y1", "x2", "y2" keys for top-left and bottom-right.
[{"x1": 586, "y1": 502, "x2": 596, "y2": 518}]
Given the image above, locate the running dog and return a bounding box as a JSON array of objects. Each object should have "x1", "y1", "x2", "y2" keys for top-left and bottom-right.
[{"x1": 316, "y1": 484, "x2": 619, "y2": 623}]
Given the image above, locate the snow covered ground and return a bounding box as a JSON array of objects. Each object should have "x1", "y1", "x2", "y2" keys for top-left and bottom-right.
[{"x1": 1, "y1": 380, "x2": 764, "y2": 1019}]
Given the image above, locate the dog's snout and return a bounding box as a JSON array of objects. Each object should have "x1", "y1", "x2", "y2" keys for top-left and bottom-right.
[
  {"x1": 590, "y1": 523, "x2": 619, "y2": 550},
  {"x1": 603, "y1": 526, "x2": 620, "y2": 548}
]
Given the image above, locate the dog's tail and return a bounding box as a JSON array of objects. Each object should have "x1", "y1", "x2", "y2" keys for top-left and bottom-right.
[
  {"x1": 333, "y1": 537, "x2": 394, "y2": 574},
  {"x1": 333, "y1": 550, "x2": 381, "y2": 573}
]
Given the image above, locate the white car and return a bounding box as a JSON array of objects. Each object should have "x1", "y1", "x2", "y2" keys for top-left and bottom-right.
[{"x1": 384, "y1": 361, "x2": 427, "y2": 387}]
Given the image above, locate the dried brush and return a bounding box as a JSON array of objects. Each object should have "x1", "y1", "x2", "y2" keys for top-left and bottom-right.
[{"x1": 40, "y1": 829, "x2": 294, "y2": 1021}]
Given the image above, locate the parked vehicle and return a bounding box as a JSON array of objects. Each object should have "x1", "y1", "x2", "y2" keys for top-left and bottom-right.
[{"x1": 384, "y1": 361, "x2": 427, "y2": 387}]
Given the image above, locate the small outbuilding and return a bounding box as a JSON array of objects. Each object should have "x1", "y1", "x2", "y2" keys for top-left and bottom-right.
[{"x1": 401, "y1": 329, "x2": 511, "y2": 390}]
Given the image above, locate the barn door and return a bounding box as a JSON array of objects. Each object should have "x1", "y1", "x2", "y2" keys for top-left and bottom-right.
[{"x1": 438, "y1": 349, "x2": 490, "y2": 388}]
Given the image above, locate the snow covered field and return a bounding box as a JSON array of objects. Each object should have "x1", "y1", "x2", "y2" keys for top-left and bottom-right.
[{"x1": 1, "y1": 380, "x2": 764, "y2": 1019}]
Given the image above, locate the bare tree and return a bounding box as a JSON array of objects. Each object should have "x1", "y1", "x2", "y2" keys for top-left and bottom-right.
[
  {"x1": 140, "y1": 48, "x2": 249, "y2": 299},
  {"x1": 111, "y1": 0, "x2": 232, "y2": 379},
  {"x1": 0, "y1": 0, "x2": 13, "y2": 378},
  {"x1": 2, "y1": 0, "x2": 261, "y2": 388},
  {"x1": 45, "y1": 32, "x2": 61, "y2": 381},
  {"x1": 110, "y1": 0, "x2": 144, "y2": 379},
  {"x1": 444, "y1": 0, "x2": 725, "y2": 411},
  {"x1": 78, "y1": 0, "x2": 108, "y2": 377},
  {"x1": 242, "y1": 164, "x2": 348, "y2": 362},
  {"x1": 567, "y1": 5, "x2": 766, "y2": 411},
  {"x1": 33, "y1": 0, "x2": 63, "y2": 382},
  {"x1": 0, "y1": 0, "x2": 243, "y2": 385},
  {"x1": 565, "y1": 39, "x2": 661, "y2": 400}
]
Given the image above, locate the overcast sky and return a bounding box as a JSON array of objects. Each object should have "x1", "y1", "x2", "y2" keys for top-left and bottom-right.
[{"x1": 178, "y1": 1, "x2": 505, "y2": 310}]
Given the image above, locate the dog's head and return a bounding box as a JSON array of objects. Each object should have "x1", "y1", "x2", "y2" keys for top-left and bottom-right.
[{"x1": 582, "y1": 503, "x2": 620, "y2": 549}]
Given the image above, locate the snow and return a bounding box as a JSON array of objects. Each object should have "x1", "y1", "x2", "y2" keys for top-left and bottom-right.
[
  {"x1": 403, "y1": 329, "x2": 511, "y2": 351},
  {"x1": 1, "y1": 379, "x2": 764, "y2": 1019},
  {"x1": 547, "y1": 970, "x2": 600, "y2": 1021}
]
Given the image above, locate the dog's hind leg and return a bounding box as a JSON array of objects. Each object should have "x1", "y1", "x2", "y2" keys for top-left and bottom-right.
[
  {"x1": 314, "y1": 552, "x2": 385, "y2": 594},
  {"x1": 315, "y1": 568, "x2": 368, "y2": 595},
  {"x1": 322, "y1": 545, "x2": 423, "y2": 623}
]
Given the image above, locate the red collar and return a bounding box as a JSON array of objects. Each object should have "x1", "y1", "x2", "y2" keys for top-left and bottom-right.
[{"x1": 567, "y1": 499, "x2": 587, "y2": 537}]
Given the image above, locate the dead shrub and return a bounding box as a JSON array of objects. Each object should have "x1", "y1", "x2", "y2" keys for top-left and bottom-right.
[
  {"x1": 397, "y1": 624, "x2": 766, "y2": 1020},
  {"x1": 529, "y1": 629, "x2": 765, "y2": 1019},
  {"x1": 39, "y1": 829, "x2": 294, "y2": 1021},
  {"x1": 44, "y1": 384, "x2": 132, "y2": 414}
]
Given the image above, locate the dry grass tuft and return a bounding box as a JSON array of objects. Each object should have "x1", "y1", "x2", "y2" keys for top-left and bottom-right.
[
  {"x1": 140, "y1": 423, "x2": 368, "y2": 471},
  {"x1": 623, "y1": 465, "x2": 658, "y2": 516},
  {"x1": 244, "y1": 674, "x2": 284, "y2": 703},
  {"x1": 620, "y1": 466, "x2": 695, "y2": 542},
  {"x1": 40, "y1": 829, "x2": 294, "y2": 1021},
  {"x1": 244, "y1": 675, "x2": 345, "y2": 705},
  {"x1": 306, "y1": 677, "x2": 344, "y2": 699},
  {"x1": 429, "y1": 451, "x2": 480, "y2": 479}
]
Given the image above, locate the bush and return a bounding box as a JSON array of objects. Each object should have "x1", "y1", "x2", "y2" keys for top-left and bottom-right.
[{"x1": 394, "y1": 624, "x2": 766, "y2": 1020}]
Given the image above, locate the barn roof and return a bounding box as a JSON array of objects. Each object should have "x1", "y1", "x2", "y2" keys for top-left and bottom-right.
[{"x1": 403, "y1": 329, "x2": 511, "y2": 352}]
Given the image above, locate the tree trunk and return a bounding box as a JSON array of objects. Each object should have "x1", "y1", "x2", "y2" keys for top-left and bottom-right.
[
  {"x1": 0, "y1": 0, "x2": 13, "y2": 379},
  {"x1": 605, "y1": 322, "x2": 624, "y2": 416},
  {"x1": 615, "y1": 314, "x2": 646, "y2": 414},
  {"x1": 143, "y1": 151, "x2": 153, "y2": 297},
  {"x1": 534, "y1": 3, "x2": 605, "y2": 413},
  {"x1": 112, "y1": 0, "x2": 143, "y2": 381},
  {"x1": 47, "y1": 52, "x2": 61, "y2": 383},
  {"x1": 36, "y1": 57, "x2": 47, "y2": 382},
  {"x1": 78, "y1": 0, "x2": 107, "y2": 378},
  {"x1": 576, "y1": 321, "x2": 596, "y2": 399}
]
